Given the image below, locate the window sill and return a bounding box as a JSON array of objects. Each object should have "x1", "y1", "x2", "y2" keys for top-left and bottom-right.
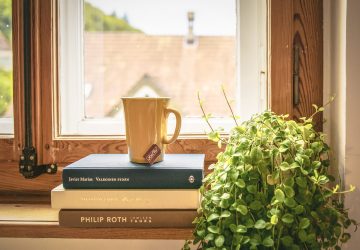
[{"x1": 0, "y1": 204, "x2": 193, "y2": 239}]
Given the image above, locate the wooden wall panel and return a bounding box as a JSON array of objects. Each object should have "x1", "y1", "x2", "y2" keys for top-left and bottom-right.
[
  {"x1": 269, "y1": 0, "x2": 294, "y2": 117},
  {"x1": 293, "y1": 0, "x2": 323, "y2": 129},
  {"x1": 270, "y1": 0, "x2": 323, "y2": 125},
  {"x1": 0, "y1": 139, "x2": 16, "y2": 161}
]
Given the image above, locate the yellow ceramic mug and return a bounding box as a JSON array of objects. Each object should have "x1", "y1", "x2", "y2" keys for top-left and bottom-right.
[{"x1": 122, "y1": 97, "x2": 182, "y2": 163}]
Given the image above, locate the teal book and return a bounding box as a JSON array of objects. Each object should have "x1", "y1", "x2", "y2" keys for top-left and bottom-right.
[{"x1": 62, "y1": 154, "x2": 204, "y2": 189}]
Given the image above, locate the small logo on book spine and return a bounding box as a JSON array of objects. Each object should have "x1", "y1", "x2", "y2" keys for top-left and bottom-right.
[{"x1": 188, "y1": 175, "x2": 195, "y2": 183}]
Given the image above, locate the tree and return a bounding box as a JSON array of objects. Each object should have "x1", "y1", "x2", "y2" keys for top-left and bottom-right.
[
  {"x1": 0, "y1": 0, "x2": 12, "y2": 42},
  {"x1": 0, "y1": 0, "x2": 12, "y2": 116},
  {"x1": 84, "y1": 2, "x2": 142, "y2": 33},
  {"x1": 0, "y1": 0, "x2": 142, "y2": 116},
  {"x1": 0, "y1": 69, "x2": 12, "y2": 116}
]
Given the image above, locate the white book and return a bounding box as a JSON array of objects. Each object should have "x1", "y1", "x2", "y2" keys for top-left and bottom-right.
[{"x1": 51, "y1": 184, "x2": 200, "y2": 209}]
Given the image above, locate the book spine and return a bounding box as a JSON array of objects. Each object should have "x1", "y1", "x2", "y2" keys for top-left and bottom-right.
[
  {"x1": 51, "y1": 189, "x2": 200, "y2": 209},
  {"x1": 59, "y1": 210, "x2": 197, "y2": 228},
  {"x1": 62, "y1": 168, "x2": 203, "y2": 189}
]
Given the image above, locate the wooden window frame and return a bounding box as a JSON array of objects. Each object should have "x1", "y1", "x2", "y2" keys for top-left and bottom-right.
[
  {"x1": 0, "y1": 0, "x2": 23, "y2": 163},
  {"x1": 0, "y1": 0, "x2": 323, "y2": 199}
]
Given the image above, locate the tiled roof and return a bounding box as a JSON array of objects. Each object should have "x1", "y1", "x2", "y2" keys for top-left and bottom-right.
[{"x1": 84, "y1": 32, "x2": 236, "y2": 118}]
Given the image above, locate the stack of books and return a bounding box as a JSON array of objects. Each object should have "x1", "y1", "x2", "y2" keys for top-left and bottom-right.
[{"x1": 51, "y1": 154, "x2": 204, "y2": 228}]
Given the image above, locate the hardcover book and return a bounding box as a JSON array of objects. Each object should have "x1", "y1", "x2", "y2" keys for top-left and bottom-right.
[
  {"x1": 62, "y1": 154, "x2": 204, "y2": 189},
  {"x1": 51, "y1": 185, "x2": 200, "y2": 209},
  {"x1": 59, "y1": 209, "x2": 197, "y2": 228}
]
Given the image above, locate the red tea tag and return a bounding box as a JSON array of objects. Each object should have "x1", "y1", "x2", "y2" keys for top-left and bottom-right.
[{"x1": 143, "y1": 144, "x2": 161, "y2": 164}]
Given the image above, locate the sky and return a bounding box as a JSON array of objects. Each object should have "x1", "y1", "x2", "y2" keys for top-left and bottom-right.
[{"x1": 86, "y1": 0, "x2": 236, "y2": 36}]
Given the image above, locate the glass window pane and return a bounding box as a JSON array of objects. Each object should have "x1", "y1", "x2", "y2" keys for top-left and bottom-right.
[
  {"x1": 0, "y1": 0, "x2": 13, "y2": 134},
  {"x1": 58, "y1": 0, "x2": 267, "y2": 135},
  {"x1": 83, "y1": 0, "x2": 236, "y2": 119}
]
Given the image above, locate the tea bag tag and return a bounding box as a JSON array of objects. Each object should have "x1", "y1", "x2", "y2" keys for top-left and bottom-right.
[{"x1": 143, "y1": 144, "x2": 161, "y2": 165}]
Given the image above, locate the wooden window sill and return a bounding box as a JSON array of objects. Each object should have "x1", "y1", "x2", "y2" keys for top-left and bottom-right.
[{"x1": 0, "y1": 204, "x2": 193, "y2": 239}]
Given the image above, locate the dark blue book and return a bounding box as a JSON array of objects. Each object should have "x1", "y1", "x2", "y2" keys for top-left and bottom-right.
[{"x1": 62, "y1": 154, "x2": 204, "y2": 189}]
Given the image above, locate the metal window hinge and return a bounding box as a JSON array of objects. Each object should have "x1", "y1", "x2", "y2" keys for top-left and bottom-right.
[
  {"x1": 293, "y1": 44, "x2": 300, "y2": 106},
  {"x1": 19, "y1": 147, "x2": 57, "y2": 179},
  {"x1": 19, "y1": 0, "x2": 57, "y2": 179}
]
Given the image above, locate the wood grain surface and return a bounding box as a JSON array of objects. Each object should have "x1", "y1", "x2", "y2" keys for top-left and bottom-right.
[
  {"x1": 293, "y1": 0, "x2": 323, "y2": 130},
  {"x1": 270, "y1": 0, "x2": 323, "y2": 127},
  {"x1": 0, "y1": 139, "x2": 16, "y2": 161},
  {"x1": 269, "y1": 0, "x2": 294, "y2": 117},
  {"x1": 0, "y1": 162, "x2": 61, "y2": 193},
  {"x1": 0, "y1": 224, "x2": 193, "y2": 239}
]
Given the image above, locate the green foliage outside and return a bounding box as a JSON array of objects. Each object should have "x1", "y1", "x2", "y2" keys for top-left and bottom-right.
[
  {"x1": 84, "y1": 2, "x2": 141, "y2": 32},
  {"x1": 184, "y1": 94, "x2": 357, "y2": 249},
  {"x1": 0, "y1": 0, "x2": 12, "y2": 42},
  {"x1": 0, "y1": 0, "x2": 12, "y2": 117},
  {"x1": 0, "y1": 0, "x2": 142, "y2": 117},
  {"x1": 0, "y1": 69, "x2": 12, "y2": 116}
]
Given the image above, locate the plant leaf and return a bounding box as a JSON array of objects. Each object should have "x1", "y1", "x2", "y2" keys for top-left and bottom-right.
[
  {"x1": 281, "y1": 213, "x2": 294, "y2": 224},
  {"x1": 236, "y1": 225, "x2": 247, "y2": 233},
  {"x1": 235, "y1": 179, "x2": 246, "y2": 188},
  {"x1": 207, "y1": 213, "x2": 220, "y2": 222},
  {"x1": 275, "y1": 189, "x2": 285, "y2": 202},
  {"x1": 215, "y1": 235, "x2": 225, "y2": 247},
  {"x1": 246, "y1": 185, "x2": 257, "y2": 194},
  {"x1": 281, "y1": 236, "x2": 294, "y2": 247},
  {"x1": 262, "y1": 236, "x2": 274, "y2": 247},
  {"x1": 254, "y1": 219, "x2": 266, "y2": 229},
  {"x1": 271, "y1": 214, "x2": 278, "y2": 225},
  {"x1": 249, "y1": 200, "x2": 262, "y2": 211},
  {"x1": 220, "y1": 210, "x2": 231, "y2": 218},
  {"x1": 284, "y1": 186, "x2": 295, "y2": 198},
  {"x1": 250, "y1": 147, "x2": 263, "y2": 164},
  {"x1": 236, "y1": 205, "x2": 248, "y2": 215},
  {"x1": 208, "y1": 225, "x2": 220, "y2": 234},
  {"x1": 299, "y1": 218, "x2": 310, "y2": 229}
]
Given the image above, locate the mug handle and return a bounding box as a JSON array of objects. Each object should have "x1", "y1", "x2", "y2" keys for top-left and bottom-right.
[{"x1": 162, "y1": 108, "x2": 182, "y2": 144}]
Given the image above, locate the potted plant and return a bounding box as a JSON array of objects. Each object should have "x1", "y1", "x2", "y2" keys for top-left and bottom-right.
[{"x1": 184, "y1": 91, "x2": 357, "y2": 250}]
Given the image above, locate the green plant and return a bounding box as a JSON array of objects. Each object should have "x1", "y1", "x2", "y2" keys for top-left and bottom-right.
[{"x1": 184, "y1": 92, "x2": 357, "y2": 250}]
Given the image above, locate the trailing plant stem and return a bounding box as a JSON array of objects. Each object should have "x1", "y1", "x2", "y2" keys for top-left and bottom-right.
[
  {"x1": 197, "y1": 92, "x2": 228, "y2": 145},
  {"x1": 221, "y1": 85, "x2": 239, "y2": 126}
]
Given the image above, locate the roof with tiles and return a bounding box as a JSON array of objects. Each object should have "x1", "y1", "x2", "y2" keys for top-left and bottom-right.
[{"x1": 84, "y1": 32, "x2": 236, "y2": 118}]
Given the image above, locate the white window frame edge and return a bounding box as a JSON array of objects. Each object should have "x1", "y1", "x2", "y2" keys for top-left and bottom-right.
[
  {"x1": 237, "y1": 0, "x2": 268, "y2": 119},
  {"x1": 0, "y1": 117, "x2": 14, "y2": 136},
  {"x1": 58, "y1": 0, "x2": 267, "y2": 136},
  {"x1": 58, "y1": 0, "x2": 85, "y2": 135}
]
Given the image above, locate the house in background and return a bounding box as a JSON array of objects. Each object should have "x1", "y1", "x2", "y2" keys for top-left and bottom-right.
[{"x1": 83, "y1": 14, "x2": 236, "y2": 119}]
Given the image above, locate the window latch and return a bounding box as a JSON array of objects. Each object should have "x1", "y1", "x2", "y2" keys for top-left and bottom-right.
[
  {"x1": 19, "y1": 0, "x2": 57, "y2": 179},
  {"x1": 293, "y1": 43, "x2": 300, "y2": 106}
]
